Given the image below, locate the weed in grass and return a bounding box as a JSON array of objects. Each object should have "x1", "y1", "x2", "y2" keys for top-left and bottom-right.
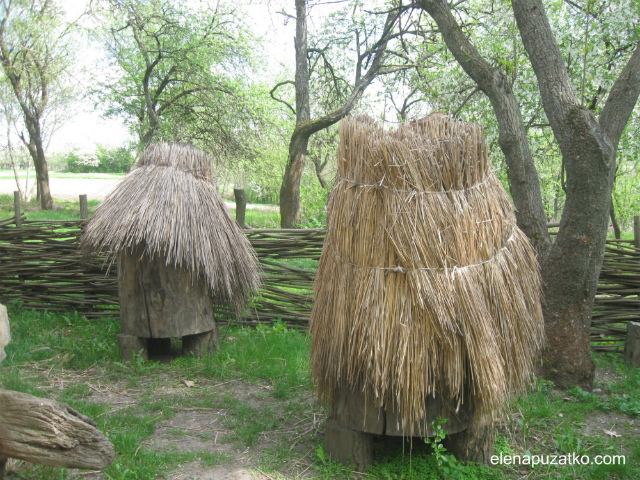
[
  {"x1": 0, "y1": 366, "x2": 46, "y2": 397},
  {"x1": 200, "y1": 451, "x2": 232, "y2": 466},
  {"x1": 313, "y1": 445, "x2": 356, "y2": 479},
  {"x1": 220, "y1": 396, "x2": 279, "y2": 446},
  {"x1": 3, "y1": 308, "x2": 120, "y2": 369},
  {"x1": 61, "y1": 381, "x2": 92, "y2": 399},
  {"x1": 193, "y1": 324, "x2": 311, "y2": 399}
]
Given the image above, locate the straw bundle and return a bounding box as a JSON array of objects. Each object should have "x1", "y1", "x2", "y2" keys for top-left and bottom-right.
[
  {"x1": 310, "y1": 115, "x2": 544, "y2": 433},
  {"x1": 80, "y1": 142, "x2": 261, "y2": 308}
]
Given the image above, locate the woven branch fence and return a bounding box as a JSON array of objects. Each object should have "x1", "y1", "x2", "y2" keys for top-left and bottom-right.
[{"x1": 0, "y1": 209, "x2": 638, "y2": 351}]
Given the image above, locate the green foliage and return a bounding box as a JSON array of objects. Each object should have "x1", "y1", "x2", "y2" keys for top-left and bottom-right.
[
  {"x1": 424, "y1": 417, "x2": 465, "y2": 479},
  {"x1": 313, "y1": 444, "x2": 356, "y2": 479},
  {"x1": 399, "y1": 0, "x2": 640, "y2": 229},
  {"x1": 366, "y1": 436, "x2": 499, "y2": 480},
  {"x1": 65, "y1": 145, "x2": 135, "y2": 174}
]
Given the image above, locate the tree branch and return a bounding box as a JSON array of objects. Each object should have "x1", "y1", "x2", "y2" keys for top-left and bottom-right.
[
  {"x1": 599, "y1": 42, "x2": 640, "y2": 151},
  {"x1": 418, "y1": 0, "x2": 551, "y2": 255},
  {"x1": 269, "y1": 81, "x2": 296, "y2": 116}
]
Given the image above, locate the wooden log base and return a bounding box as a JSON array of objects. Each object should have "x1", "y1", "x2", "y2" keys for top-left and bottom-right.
[
  {"x1": 0, "y1": 457, "x2": 7, "y2": 480},
  {"x1": 0, "y1": 390, "x2": 114, "y2": 470},
  {"x1": 182, "y1": 328, "x2": 218, "y2": 358},
  {"x1": 324, "y1": 419, "x2": 373, "y2": 471},
  {"x1": 442, "y1": 412, "x2": 495, "y2": 464},
  {"x1": 331, "y1": 386, "x2": 470, "y2": 437},
  {"x1": 117, "y1": 334, "x2": 148, "y2": 362},
  {"x1": 624, "y1": 321, "x2": 640, "y2": 368}
]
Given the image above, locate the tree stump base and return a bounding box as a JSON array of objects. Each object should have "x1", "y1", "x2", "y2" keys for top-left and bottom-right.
[
  {"x1": 325, "y1": 385, "x2": 494, "y2": 468},
  {"x1": 0, "y1": 457, "x2": 7, "y2": 480},
  {"x1": 117, "y1": 334, "x2": 148, "y2": 361},
  {"x1": 324, "y1": 419, "x2": 373, "y2": 471},
  {"x1": 116, "y1": 248, "x2": 219, "y2": 361},
  {"x1": 442, "y1": 411, "x2": 495, "y2": 464},
  {"x1": 183, "y1": 329, "x2": 218, "y2": 357},
  {"x1": 624, "y1": 321, "x2": 640, "y2": 368}
]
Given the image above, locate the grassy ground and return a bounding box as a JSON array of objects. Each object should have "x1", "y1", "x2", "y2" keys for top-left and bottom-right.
[
  {"x1": 0, "y1": 193, "x2": 283, "y2": 228},
  {"x1": 0, "y1": 307, "x2": 638, "y2": 480}
]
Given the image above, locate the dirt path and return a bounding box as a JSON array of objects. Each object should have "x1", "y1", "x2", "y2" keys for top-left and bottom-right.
[{"x1": 0, "y1": 178, "x2": 121, "y2": 201}]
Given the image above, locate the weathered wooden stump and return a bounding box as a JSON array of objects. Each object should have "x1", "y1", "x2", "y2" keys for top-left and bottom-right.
[
  {"x1": 0, "y1": 390, "x2": 114, "y2": 477},
  {"x1": 0, "y1": 304, "x2": 9, "y2": 364},
  {"x1": 117, "y1": 248, "x2": 218, "y2": 361},
  {"x1": 326, "y1": 386, "x2": 473, "y2": 470},
  {"x1": 624, "y1": 321, "x2": 640, "y2": 368}
]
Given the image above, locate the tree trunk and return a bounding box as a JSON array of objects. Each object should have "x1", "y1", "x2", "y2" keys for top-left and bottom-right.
[
  {"x1": 280, "y1": 136, "x2": 309, "y2": 228},
  {"x1": 279, "y1": 2, "x2": 398, "y2": 228},
  {"x1": 23, "y1": 117, "x2": 53, "y2": 210},
  {"x1": 280, "y1": 0, "x2": 310, "y2": 228},
  {"x1": 234, "y1": 187, "x2": 248, "y2": 228},
  {"x1": 512, "y1": 0, "x2": 640, "y2": 388},
  {"x1": 610, "y1": 200, "x2": 621, "y2": 239}
]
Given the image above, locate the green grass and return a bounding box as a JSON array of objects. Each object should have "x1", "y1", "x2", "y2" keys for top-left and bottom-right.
[
  {"x1": 0, "y1": 193, "x2": 98, "y2": 221},
  {"x1": 0, "y1": 189, "x2": 282, "y2": 227},
  {"x1": 0, "y1": 169, "x2": 125, "y2": 180},
  {"x1": 1, "y1": 307, "x2": 639, "y2": 479}
]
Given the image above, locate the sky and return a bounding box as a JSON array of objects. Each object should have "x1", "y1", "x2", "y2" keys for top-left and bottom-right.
[{"x1": 49, "y1": 0, "x2": 300, "y2": 154}]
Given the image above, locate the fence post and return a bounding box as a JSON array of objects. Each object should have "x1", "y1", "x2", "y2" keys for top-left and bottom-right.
[
  {"x1": 634, "y1": 216, "x2": 640, "y2": 249},
  {"x1": 234, "y1": 187, "x2": 247, "y2": 228},
  {"x1": 14, "y1": 191, "x2": 21, "y2": 228},
  {"x1": 80, "y1": 194, "x2": 88, "y2": 220}
]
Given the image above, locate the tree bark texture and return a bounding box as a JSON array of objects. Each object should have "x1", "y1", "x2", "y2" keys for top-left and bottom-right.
[
  {"x1": 512, "y1": 0, "x2": 640, "y2": 388},
  {"x1": 117, "y1": 248, "x2": 217, "y2": 339},
  {"x1": 0, "y1": 390, "x2": 114, "y2": 470},
  {"x1": 418, "y1": 0, "x2": 551, "y2": 258},
  {"x1": 23, "y1": 116, "x2": 53, "y2": 210}
]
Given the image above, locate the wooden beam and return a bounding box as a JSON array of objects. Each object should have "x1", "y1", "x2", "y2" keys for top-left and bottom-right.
[{"x1": 0, "y1": 390, "x2": 114, "y2": 470}]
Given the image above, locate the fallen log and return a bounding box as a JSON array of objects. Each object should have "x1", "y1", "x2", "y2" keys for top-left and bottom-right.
[{"x1": 0, "y1": 389, "x2": 115, "y2": 472}]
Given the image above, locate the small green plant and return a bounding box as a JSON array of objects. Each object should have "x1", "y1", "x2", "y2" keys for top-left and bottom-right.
[
  {"x1": 424, "y1": 417, "x2": 464, "y2": 479},
  {"x1": 313, "y1": 444, "x2": 355, "y2": 479}
]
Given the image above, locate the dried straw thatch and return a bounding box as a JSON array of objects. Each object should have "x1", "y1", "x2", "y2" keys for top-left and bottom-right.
[
  {"x1": 80, "y1": 142, "x2": 261, "y2": 308},
  {"x1": 310, "y1": 114, "x2": 544, "y2": 433}
]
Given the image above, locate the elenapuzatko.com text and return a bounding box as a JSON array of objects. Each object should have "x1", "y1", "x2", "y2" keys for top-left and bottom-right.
[{"x1": 491, "y1": 452, "x2": 625, "y2": 466}]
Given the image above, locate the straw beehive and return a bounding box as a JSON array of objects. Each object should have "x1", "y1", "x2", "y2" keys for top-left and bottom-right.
[
  {"x1": 310, "y1": 115, "x2": 544, "y2": 435},
  {"x1": 81, "y1": 142, "x2": 261, "y2": 356}
]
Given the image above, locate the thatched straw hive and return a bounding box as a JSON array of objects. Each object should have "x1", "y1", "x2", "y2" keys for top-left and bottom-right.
[
  {"x1": 310, "y1": 115, "x2": 544, "y2": 443},
  {"x1": 81, "y1": 142, "x2": 261, "y2": 359}
]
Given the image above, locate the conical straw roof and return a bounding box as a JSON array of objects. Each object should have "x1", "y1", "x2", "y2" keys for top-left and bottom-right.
[
  {"x1": 80, "y1": 141, "x2": 261, "y2": 308},
  {"x1": 310, "y1": 114, "x2": 544, "y2": 433}
]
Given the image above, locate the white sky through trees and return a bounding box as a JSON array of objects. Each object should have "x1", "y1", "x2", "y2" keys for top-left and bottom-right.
[{"x1": 51, "y1": 0, "x2": 306, "y2": 154}]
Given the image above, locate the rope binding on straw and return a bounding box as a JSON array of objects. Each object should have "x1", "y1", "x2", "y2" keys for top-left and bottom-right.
[
  {"x1": 327, "y1": 228, "x2": 516, "y2": 276},
  {"x1": 335, "y1": 170, "x2": 494, "y2": 194}
]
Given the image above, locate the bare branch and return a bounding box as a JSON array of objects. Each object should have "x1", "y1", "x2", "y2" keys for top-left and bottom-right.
[{"x1": 269, "y1": 81, "x2": 296, "y2": 116}]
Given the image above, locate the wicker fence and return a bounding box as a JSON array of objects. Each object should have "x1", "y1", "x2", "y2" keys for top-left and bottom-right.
[{"x1": 0, "y1": 208, "x2": 638, "y2": 350}]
